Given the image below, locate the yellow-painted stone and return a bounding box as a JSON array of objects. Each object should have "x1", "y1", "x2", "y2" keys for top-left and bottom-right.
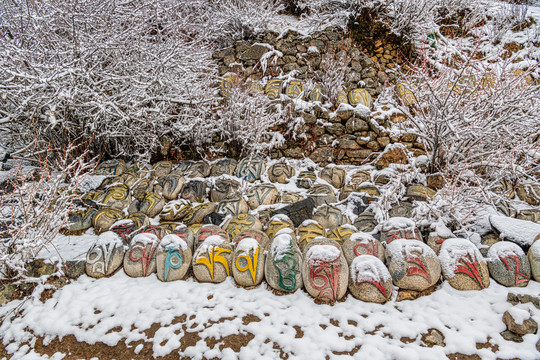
[
  {"x1": 348, "y1": 89, "x2": 372, "y2": 109},
  {"x1": 265, "y1": 79, "x2": 283, "y2": 100}
]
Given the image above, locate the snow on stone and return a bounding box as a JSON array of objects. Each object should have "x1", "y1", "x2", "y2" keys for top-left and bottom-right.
[
  {"x1": 110, "y1": 219, "x2": 134, "y2": 228},
  {"x1": 489, "y1": 215, "x2": 540, "y2": 247},
  {"x1": 95, "y1": 231, "x2": 124, "y2": 247},
  {"x1": 507, "y1": 306, "x2": 531, "y2": 326},
  {"x1": 307, "y1": 46, "x2": 319, "y2": 53},
  {"x1": 381, "y1": 217, "x2": 416, "y2": 231},
  {"x1": 236, "y1": 238, "x2": 259, "y2": 253},
  {"x1": 530, "y1": 240, "x2": 540, "y2": 257},
  {"x1": 350, "y1": 255, "x2": 391, "y2": 283},
  {"x1": 160, "y1": 234, "x2": 188, "y2": 252},
  {"x1": 300, "y1": 219, "x2": 319, "y2": 227},
  {"x1": 130, "y1": 233, "x2": 159, "y2": 246},
  {"x1": 306, "y1": 245, "x2": 340, "y2": 264},
  {"x1": 271, "y1": 234, "x2": 294, "y2": 261},
  {"x1": 162, "y1": 199, "x2": 190, "y2": 216},
  {"x1": 439, "y1": 238, "x2": 483, "y2": 278},
  {"x1": 386, "y1": 238, "x2": 433, "y2": 262},
  {"x1": 430, "y1": 221, "x2": 454, "y2": 238},
  {"x1": 269, "y1": 213, "x2": 291, "y2": 222},
  {"x1": 487, "y1": 241, "x2": 524, "y2": 261},
  {"x1": 350, "y1": 232, "x2": 377, "y2": 243},
  {"x1": 340, "y1": 224, "x2": 358, "y2": 231},
  {"x1": 195, "y1": 235, "x2": 226, "y2": 259},
  {"x1": 274, "y1": 227, "x2": 294, "y2": 237},
  {"x1": 78, "y1": 175, "x2": 108, "y2": 193}
]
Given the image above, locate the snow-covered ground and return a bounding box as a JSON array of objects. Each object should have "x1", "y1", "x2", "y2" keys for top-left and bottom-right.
[{"x1": 1, "y1": 271, "x2": 539, "y2": 359}]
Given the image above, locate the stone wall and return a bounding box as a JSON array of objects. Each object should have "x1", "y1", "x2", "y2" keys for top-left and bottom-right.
[{"x1": 211, "y1": 26, "x2": 423, "y2": 165}]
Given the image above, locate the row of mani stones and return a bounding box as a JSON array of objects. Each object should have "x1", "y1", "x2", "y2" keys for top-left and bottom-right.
[
  {"x1": 68, "y1": 156, "x2": 406, "y2": 235},
  {"x1": 221, "y1": 74, "x2": 374, "y2": 109},
  {"x1": 85, "y1": 214, "x2": 540, "y2": 304}
]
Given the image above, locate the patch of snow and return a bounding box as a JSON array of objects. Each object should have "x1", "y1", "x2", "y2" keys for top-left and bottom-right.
[
  {"x1": 490, "y1": 215, "x2": 540, "y2": 247},
  {"x1": 131, "y1": 233, "x2": 159, "y2": 246},
  {"x1": 381, "y1": 217, "x2": 416, "y2": 231},
  {"x1": 350, "y1": 255, "x2": 391, "y2": 283},
  {"x1": 160, "y1": 234, "x2": 188, "y2": 252},
  {"x1": 507, "y1": 306, "x2": 531, "y2": 326},
  {"x1": 95, "y1": 231, "x2": 124, "y2": 247},
  {"x1": 306, "y1": 245, "x2": 340, "y2": 264},
  {"x1": 78, "y1": 175, "x2": 107, "y2": 193},
  {"x1": 271, "y1": 234, "x2": 294, "y2": 261},
  {"x1": 487, "y1": 241, "x2": 525, "y2": 261},
  {"x1": 236, "y1": 238, "x2": 259, "y2": 252}
]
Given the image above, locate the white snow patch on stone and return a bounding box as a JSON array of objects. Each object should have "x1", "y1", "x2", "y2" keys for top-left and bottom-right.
[
  {"x1": 236, "y1": 238, "x2": 259, "y2": 252},
  {"x1": 306, "y1": 245, "x2": 340, "y2": 264},
  {"x1": 487, "y1": 241, "x2": 524, "y2": 261},
  {"x1": 490, "y1": 215, "x2": 540, "y2": 247},
  {"x1": 160, "y1": 234, "x2": 188, "y2": 252},
  {"x1": 507, "y1": 306, "x2": 531, "y2": 326},
  {"x1": 95, "y1": 231, "x2": 124, "y2": 247},
  {"x1": 350, "y1": 255, "x2": 390, "y2": 283},
  {"x1": 271, "y1": 234, "x2": 294, "y2": 261},
  {"x1": 131, "y1": 233, "x2": 159, "y2": 246},
  {"x1": 381, "y1": 217, "x2": 416, "y2": 231}
]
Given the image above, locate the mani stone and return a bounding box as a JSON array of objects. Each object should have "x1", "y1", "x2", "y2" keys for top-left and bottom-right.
[
  {"x1": 354, "y1": 212, "x2": 378, "y2": 233},
  {"x1": 344, "y1": 193, "x2": 369, "y2": 215},
  {"x1": 131, "y1": 178, "x2": 153, "y2": 200},
  {"x1": 327, "y1": 224, "x2": 357, "y2": 245},
  {"x1": 210, "y1": 158, "x2": 237, "y2": 177},
  {"x1": 124, "y1": 212, "x2": 150, "y2": 229},
  {"x1": 265, "y1": 215, "x2": 296, "y2": 241},
  {"x1": 350, "y1": 171, "x2": 371, "y2": 184},
  {"x1": 494, "y1": 200, "x2": 517, "y2": 218},
  {"x1": 92, "y1": 208, "x2": 124, "y2": 234},
  {"x1": 152, "y1": 161, "x2": 173, "y2": 179},
  {"x1": 123, "y1": 233, "x2": 161, "y2": 277},
  {"x1": 517, "y1": 209, "x2": 540, "y2": 223},
  {"x1": 337, "y1": 90, "x2": 348, "y2": 104},
  {"x1": 348, "y1": 89, "x2": 373, "y2": 109},
  {"x1": 296, "y1": 170, "x2": 317, "y2": 189},
  {"x1": 298, "y1": 220, "x2": 325, "y2": 252},
  {"x1": 302, "y1": 238, "x2": 348, "y2": 303},
  {"x1": 110, "y1": 219, "x2": 138, "y2": 244},
  {"x1": 355, "y1": 185, "x2": 380, "y2": 199},
  {"x1": 265, "y1": 233, "x2": 303, "y2": 293},
  {"x1": 217, "y1": 197, "x2": 249, "y2": 217},
  {"x1": 80, "y1": 190, "x2": 102, "y2": 208},
  {"x1": 309, "y1": 85, "x2": 323, "y2": 102},
  {"x1": 515, "y1": 183, "x2": 540, "y2": 206},
  {"x1": 193, "y1": 235, "x2": 233, "y2": 283},
  {"x1": 225, "y1": 214, "x2": 263, "y2": 240},
  {"x1": 406, "y1": 185, "x2": 436, "y2": 202},
  {"x1": 159, "y1": 221, "x2": 182, "y2": 233},
  {"x1": 203, "y1": 212, "x2": 226, "y2": 226},
  {"x1": 116, "y1": 170, "x2": 139, "y2": 188},
  {"x1": 389, "y1": 202, "x2": 414, "y2": 219},
  {"x1": 220, "y1": 73, "x2": 238, "y2": 96},
  {"x1": 313, "y1": 205, "x2": 349, "y2": 230},
  {"x1": 338, "y1": 185, "x2": 359, "y2": 201},
  {"x1": 319, "y1": 166, "x2": 346, "y2": 189},
  {"x1": 246, "y1": 184, "x2": 279, "y2": 209},
  {"x1": 265, "y1": 78, "x2": 283, "y2": 100},
  {"x1": 67, "y1": 208, "x2": 97, "y2": 233},
  {"x1": 307, "y1": 184, "x2": 337, "y2": 207},
  {"x1": 492, "y1": 179, "x2": 515, "y2": 199},
  {"x1": 439, "y1": 238, "x2": 490, "y2": 291},
  {"x1": 281, "y1": 192, "x2": 304, "y2": 204},
  {"x1": 195, "y1": 225, "x2": 229, "y2": 251},
  {"x1": 86, "y1": 232, "x2": 126, "y2": 278},
  {"x1": 131, "y1": 225, "x2": 167, "y2": 242},
  {"x1": 233, "y1": 229, "x2": 271, "y2": 250},
  {"x1": 160, "y1": 199, "x2": 192, "y2": 221},
  {"x1": 182, "y1": 202, "x2": 218, "y2": 226},
  {"x1": 156, "y1": 234, "x2": 192, "y2": 282},
  {"x1": 379, "y1": 217, "x2": 422, "y2": 244},
  {"x1": 236, "y1": 157, "x2": 266, "y2": 182},
  {"x1": 180, "y1": 180, "x2": 207, "y2": 203},
  {"x1": 128, "y1": 192, "x2": 165, "y2": 218},
  {"x1": 172, "y1": 226, "x2": 195, "y2": 250},
  {"x1": 487, "y1": 241, "x2": 530, "y2": 287},
  {"x1": 271, "y1": 198, "x2": 315, "y2": 227},
  {"x1": 386, "y1": 239, "x2": 441, "y2": 292},
  {"x1": 184, "y1": 161, "x2": 211, "y2": 178},
  {"x1": 232, "y1": 238, "x2": 265, "y2": 287},
  {"x1": 268, "y1": 163, "x2": 295, "y2": 184},
  {"x1": 94, "y1": 159, "x2": 127, "y2": 176},
  {"x1": 529, "y1": 238, "x2": 540, "y2": 281},
  {"x1": 156, "y1": 174, "x2": 186, "y2": 201},
  {"x1": 349, "y1": 255, "x2": 393, "y2": 303},
  {"x1": 210, "y1": 178, "x2": 240, "y2": 203},
  {"x1": 285, "y1": 80, "x2": 304, "y2": 99},
  {"x1": 98, "y1": 184, "x2": 131, "y2": 210},
  {"x1": 342, "y1": 232, "x2": 385, "y2": 265}
]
